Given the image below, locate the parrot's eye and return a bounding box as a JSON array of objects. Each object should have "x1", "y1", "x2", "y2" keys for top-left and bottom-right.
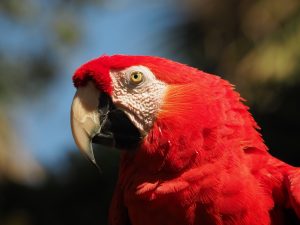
[{"x1": 130, "y1": 71, "x2": 144, "y2": 85}]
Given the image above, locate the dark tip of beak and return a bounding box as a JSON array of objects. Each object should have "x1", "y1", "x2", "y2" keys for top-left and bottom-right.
[
  {"x1": 107, "y1": 109, "x2": 141, "y2": 149},
  {"x1": 93, "y1": 93, "x2": 142, "y2": 150},
  {"x1": 92, "y1": 132, "x2": 115, "y2": 147}
]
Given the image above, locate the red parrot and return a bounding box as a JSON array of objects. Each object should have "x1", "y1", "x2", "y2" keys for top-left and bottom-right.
[{"x1": 70, "y1": 55, "x2": 300, "y2": 225}]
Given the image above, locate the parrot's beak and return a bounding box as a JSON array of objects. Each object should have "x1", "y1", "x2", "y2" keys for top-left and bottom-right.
[
  {"x1": 70, "y1": 81, "x2": 101, "y2": 165},
  {"x1": 71, "y1": 81, "x2": 142, "y2": 166}
]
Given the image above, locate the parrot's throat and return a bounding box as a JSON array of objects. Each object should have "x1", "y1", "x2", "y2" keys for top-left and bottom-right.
[{"x1": 92, "y1": 93, "x2": 142, "y2": 150}]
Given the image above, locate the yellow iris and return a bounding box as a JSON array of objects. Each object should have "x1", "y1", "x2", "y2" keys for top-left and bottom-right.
[{"x1": 130, "y1": 71, "x2": 144, "y2": 85}]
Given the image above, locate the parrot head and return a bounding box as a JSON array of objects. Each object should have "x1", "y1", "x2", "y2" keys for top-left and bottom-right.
[{"x1": 71, "y1": 55, "x2": 266, "y2": 170}]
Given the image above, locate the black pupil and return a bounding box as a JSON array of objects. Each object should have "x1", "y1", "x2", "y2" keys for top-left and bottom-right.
[{"x1": 133, "y1": 74, "x2": 139, "y2": 79}]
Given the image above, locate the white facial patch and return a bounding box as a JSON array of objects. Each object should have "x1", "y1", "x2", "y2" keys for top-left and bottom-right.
[{"x1": 109, "y1": 66, "x2": 167, "y2": 136}]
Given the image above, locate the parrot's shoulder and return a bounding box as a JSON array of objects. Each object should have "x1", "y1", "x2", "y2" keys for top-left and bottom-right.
[
  {"x1": 285, "y1": 168, "x2": 300, "y2": 218},
  {"x1": 245, "y1": 151, "x2": 300, "y2": 222}
]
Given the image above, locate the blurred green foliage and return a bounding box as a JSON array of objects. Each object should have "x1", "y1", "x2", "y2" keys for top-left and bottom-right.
[
  {"x1": 0, "y1": 0, "x2": 100, "y2": 102},
  {"x1": 172, "y1": 0, "x2": 300, "y2": 107}
]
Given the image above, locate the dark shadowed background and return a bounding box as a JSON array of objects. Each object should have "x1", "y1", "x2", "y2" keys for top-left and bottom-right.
[{"x1": 0, "y1": 0, "x2": 299, "y2": 224}]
